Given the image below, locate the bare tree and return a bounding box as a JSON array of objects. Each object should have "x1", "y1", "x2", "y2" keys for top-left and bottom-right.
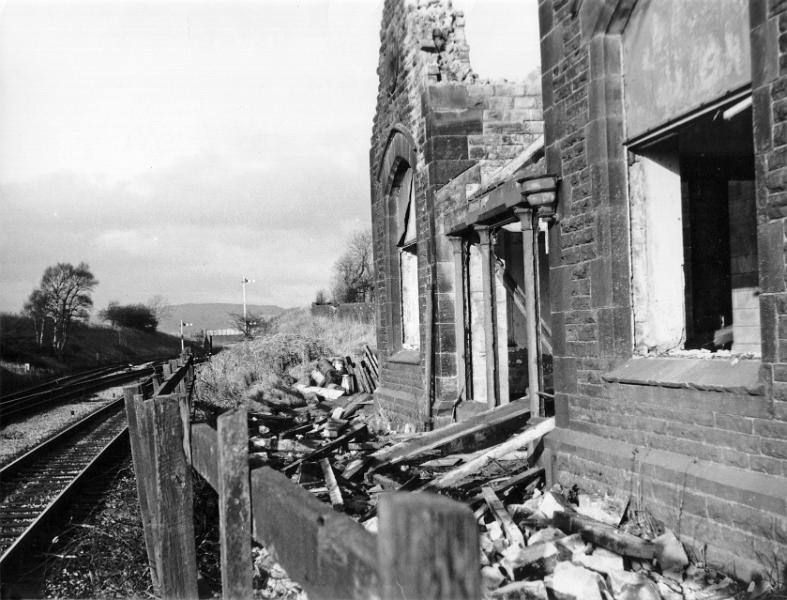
[
  {"x1": 37, "y1": 262, "x2": 98, "y2": 354},
  {"x1": 22, "y1": 289, "x2": 51, "y2": 347},
  {"x1": 228, "y1": 310, "x2": 269, "y2": 339},
  {"x1": 331, "y1": 229, "x2": 374, "y2": 303}
]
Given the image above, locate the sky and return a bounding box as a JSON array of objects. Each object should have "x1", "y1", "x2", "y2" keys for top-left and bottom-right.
[{"x1": 0, "y1": 0, "x2": 539, "y2": 314}]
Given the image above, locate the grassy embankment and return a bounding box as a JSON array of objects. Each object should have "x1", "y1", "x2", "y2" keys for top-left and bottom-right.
[{"x1": 0, "y1": 313, "x2": 185, "y2": 395}]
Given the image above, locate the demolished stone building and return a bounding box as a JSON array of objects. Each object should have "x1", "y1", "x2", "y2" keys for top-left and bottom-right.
[{"x1": 370, "y1": 0, "x2": 786, "y2": 582}]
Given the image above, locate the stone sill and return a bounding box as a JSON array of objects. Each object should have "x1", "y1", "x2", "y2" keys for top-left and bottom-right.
[
  {"x1": 602, "y1": 356, "x2": 764, "y2": 395},
  {"x1": 388, "y1": 349, "x2": 421, "y2": 365}
]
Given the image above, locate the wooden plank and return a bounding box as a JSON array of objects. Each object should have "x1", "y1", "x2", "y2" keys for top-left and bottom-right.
[
  {"x1": 147, "y1": 394, "x2": 198, "y2": 599},
  {"x1": 320, "y1": 458, "x2": 344, "y2": 508},
  {"x1": 217, "y1": 406, "x2": 252, "y2": 600},
  {"x1": 123, "y1": 386, "x2": 159, "y2": 590},
  {"x1": 552, "y1": 511, "x2": 656, "y2": 559},
  {"x1": 250, "y1": 466, "x2": 379, "y2": 599},
  {"x1": 190, "y1": 423, "x2": 219, "y2": 490},
  {"x1": 378, "y1": 493, "x2": 480, "y2": 600},
  {"x1": 373, "y1": 401, "x2": 532, "y2": 467},
  {"x1": 468, "y1": 466, "x2": 544, "y2": 504},
  {"x1": 481, "y1": 487, "x2": 525, "y2": 547},
  {"x1": 424, "y1": 418, "x2": 555, "y2": 490},
  {"x1": 282, "y1": 422, "x2": 367, "y2": 475}
]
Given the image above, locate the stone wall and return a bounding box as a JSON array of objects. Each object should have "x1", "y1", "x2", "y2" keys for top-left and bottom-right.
[
  {"x1": 538, "y1": 0, "x2": 787, "y2": 581},
  {"x1": 370, "y1": 0, "x2": 542, "y2": 428}
]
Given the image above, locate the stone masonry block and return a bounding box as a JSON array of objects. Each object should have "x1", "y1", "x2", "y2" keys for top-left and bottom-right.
[
  {"x1": 757, "y1": 221, "x2": 785, "y2": 292},
  {"x1": 425, "y1": 108, "x2": 483, "y2": 137}
]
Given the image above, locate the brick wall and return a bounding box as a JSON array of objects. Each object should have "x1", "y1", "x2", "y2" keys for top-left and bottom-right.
[{"x1": 539, "y1": 0, "x2": 787, "y2": 582}]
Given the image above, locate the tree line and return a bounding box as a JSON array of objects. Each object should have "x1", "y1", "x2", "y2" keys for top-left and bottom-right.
[{"x1": 22, "y1": 262, "x2": 169, "y2": 355}]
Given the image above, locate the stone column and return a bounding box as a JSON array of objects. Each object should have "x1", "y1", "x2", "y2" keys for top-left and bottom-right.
[
  {"x1": 514, "y1": 208, "x2": 541, "y2": 417},
  {"x1": 476, "y1": 226, "x2": 498, "y2": 408},
  {"x1": 449, "y1": 236, "x2": 467, "y2": 403}
]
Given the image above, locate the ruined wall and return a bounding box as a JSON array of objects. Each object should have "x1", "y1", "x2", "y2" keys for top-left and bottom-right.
[
  {"x1": 370, "y1": 0, "x2": 542, "y2": 428},
  {"x1": 538, "y1": 0, "x2": 787, "y2": 582}
]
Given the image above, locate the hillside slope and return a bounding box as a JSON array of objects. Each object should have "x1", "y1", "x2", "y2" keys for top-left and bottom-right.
[
  {"x1": 158, "y1": 303, "x2": 285, "y2": 335},
  {"x1": 1, "y1": 314, "x2": 185, "y2": 394}
]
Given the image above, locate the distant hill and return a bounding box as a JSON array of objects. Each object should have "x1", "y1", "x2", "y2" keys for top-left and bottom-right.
[{"x1": 158, "y1": 303, "x2": 285, "y2": 335}]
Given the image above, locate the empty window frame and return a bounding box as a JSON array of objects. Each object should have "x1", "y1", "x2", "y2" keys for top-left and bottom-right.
[
  {"x1": 397, "y1": 170, "x2": 420, "y2": 349},
  {"x1": 629, "y1": 104, "x2": 759, "y2": 354}
]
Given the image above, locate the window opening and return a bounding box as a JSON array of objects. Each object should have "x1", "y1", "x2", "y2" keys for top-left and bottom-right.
[
  {"x1": 398, "y1": 174, "x2": 420, "y2": 349},
  {"x1": 630, "y1": 105, "x2": 758, "y2": 354}
]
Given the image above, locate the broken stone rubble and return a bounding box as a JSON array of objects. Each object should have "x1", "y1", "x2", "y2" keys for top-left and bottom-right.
[{"x1": 225, "y1": 356, "x2": 768, "y2": 600}]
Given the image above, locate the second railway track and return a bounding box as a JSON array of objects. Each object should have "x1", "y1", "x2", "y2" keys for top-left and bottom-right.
[{"x1": 0, "y1": 397, "x2": 131, "y2": 576}]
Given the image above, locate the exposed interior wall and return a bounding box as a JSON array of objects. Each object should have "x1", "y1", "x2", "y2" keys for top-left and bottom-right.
[
  {"x1": 728, "y1": 180, "x2": 760, "y2": 354},
  {"x1": 629, "y1": 151, "x2": 685, "y2": 353}
]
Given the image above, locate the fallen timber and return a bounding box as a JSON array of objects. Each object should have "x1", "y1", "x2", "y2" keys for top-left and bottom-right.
[{"x1": 126, "y1": 359, "x2": 750, "y2": 600}]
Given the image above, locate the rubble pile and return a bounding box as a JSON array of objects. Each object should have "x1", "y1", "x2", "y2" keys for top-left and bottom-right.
[{"x1": 229, "y1": 347, "x2": 770, "y2": 600}]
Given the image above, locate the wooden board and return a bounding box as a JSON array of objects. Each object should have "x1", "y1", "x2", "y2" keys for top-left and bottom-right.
[
  {"x1": 481, "y1": 487, "x2": 525, "y2": 547},
  {"x1": 378, "y1": 493, "x2": 480, "y2": 599},
  {"x1": 424, "y1": 418, "x2": 555, "y2": 490},
  {"x1": 371, "y1": 401, "x2": 532, "y2": 469},
  {"x1": 217, "y1": 407, "x2": 252, "y2": 600},
  {"x1": 250, "y1": 466, "x2": 379, "y2": 600}
]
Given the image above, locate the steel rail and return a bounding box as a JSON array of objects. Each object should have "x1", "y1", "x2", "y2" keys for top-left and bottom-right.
[
  {"x1": 0, "y1": 364, "x2": 159, "y2": 422},
  {"x1": 0, "y1": 398, "x2": 130, "y2": 573}
]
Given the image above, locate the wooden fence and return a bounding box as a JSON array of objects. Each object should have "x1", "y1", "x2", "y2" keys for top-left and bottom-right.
[{"x1": 123, "y1": 356, "x2": 481, "y2": 600}]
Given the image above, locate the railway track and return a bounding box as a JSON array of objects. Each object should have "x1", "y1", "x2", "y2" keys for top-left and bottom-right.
[
  {"x1": 0, "y1": 398, "x2": 131, "y2": 577},
  {"x1": 0, "y1": 361, "x2": 161, "y2": 423}
]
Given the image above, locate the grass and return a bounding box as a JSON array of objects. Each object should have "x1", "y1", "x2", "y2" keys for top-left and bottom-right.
[
  {"x1": 196, "y1": 308, "x2": 375, "y2": 414},
  {"x1": 0, "y1": 313, "x2": 185, "y2": 395}
]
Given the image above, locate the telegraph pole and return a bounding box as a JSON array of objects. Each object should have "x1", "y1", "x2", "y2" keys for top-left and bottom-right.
[
  {"x1": 242, "y1": 277, "x2": 254, "y2": 335},
  {"x1": 180, "y1": 320, "x2": 192, "y2": 352}
]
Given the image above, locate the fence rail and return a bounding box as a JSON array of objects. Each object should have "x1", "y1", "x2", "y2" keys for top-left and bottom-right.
[{"x1": 124, "y1": 357, "x2": 481, "y2": 600}]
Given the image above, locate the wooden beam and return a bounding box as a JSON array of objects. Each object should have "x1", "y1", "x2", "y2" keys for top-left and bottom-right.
[
  {"x1": 320, "y1": 458, "x2": 344, "y2": 508},
  {"x1": 217, "y1": 407, "x2": 252, "y2": 600},
  {"x1": 371, "y1": 401, "x2": 531, "y2": 468},
  {"x1": 123, "y1": 385, "x2": 159, "y2": 590},
  {"x1": 423, "y1": 418, "x2": 555, "y2": 490},
  {"x1": 481, "y1": 487, "x2": 525, "y2": 548},
  {"x1": 378, "y1": 493, "x2": 480, "y2": 599},
  {"x1": 145, "y1": 394, "x2": 198, "y2": 599},
  {"x1": 250, "y1": 466, "x2": 379, "y2": 599},
  {"x1": 552, "y1": 511, "x2": 656, "y2": 559},
  {"x1": 282, "y1": 422, "x2": 367, "y2": 475}
]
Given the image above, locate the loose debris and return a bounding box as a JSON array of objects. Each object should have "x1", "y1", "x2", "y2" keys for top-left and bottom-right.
[{"x1": 197, "y1": 345, "x2": 778, "y2": 600}]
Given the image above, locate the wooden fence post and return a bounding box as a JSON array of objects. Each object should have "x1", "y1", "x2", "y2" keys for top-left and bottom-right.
[
  {"x1": 145, "y1": 394, "x2": 198, "y2": 600},
  {"x1": 378, "y1": 493, "x2": 480, "y2": 600},
  {"x1": 123, "y1": 385, "x2": 159, "y2": 591},
  {"x1": 178, "y1": 393, "x2": 192, "y2": 465},
  {"x1": 217, "y1": 406, "x2": 252, "y2": 600}
]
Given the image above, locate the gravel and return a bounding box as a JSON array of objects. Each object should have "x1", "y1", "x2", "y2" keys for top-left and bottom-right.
[{"x1": 0, "y1": 387, "x2": 122, "y2": 466}]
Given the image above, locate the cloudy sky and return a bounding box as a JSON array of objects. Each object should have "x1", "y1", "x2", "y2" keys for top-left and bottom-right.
[{"x1": 0, "y1": 0, "x2": 538, "y2": 314}]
